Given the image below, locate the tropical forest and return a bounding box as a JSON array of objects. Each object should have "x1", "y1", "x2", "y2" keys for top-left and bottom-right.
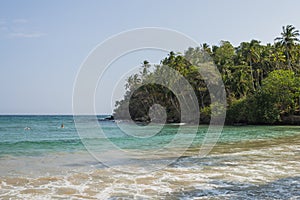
[{"x1": 114, "y1": 25, "x2": 300, "y2": 125}]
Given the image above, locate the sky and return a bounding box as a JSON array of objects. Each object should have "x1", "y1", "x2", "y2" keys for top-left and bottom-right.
[{"x1": 1, "y1": 0, "x2": 300, "y2": 114}]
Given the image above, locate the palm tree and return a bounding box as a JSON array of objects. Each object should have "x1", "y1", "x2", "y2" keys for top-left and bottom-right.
[
  {"x1": 202, "y1": 43, "x2": 212, "y2": 55},
  {"x1": 237, "y1": 40, "x2": 260, "y2": 91},
  {"x1": 248, "y1": 40, "x2": 262, "y2": 90},
  {"x1": 270, "y1": 43, "x2": 286, "y2": 70},
  {"x1": 275, "y1": 25, "x2": 300, "y2": 69}
]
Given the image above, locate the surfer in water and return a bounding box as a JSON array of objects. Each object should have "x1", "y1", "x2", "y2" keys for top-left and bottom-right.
[{"x1": 61, "y1": 123, "x2": 64, "y2": 128}]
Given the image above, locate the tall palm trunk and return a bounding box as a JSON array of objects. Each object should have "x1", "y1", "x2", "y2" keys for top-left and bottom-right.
[{"x1": 249, "y1": 59, "x2": 255, "y2": 91}]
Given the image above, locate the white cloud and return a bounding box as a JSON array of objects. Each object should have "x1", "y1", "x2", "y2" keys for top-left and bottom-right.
[
  {"x1": 0, "y1": 18, "x2": 45, "y2": 39},
  {"x1": 10, "y1": 32, "x2": 46, "y2": 38},
  {"x1": 12, "y1": 19, "x2": 28, "y2": 24}
]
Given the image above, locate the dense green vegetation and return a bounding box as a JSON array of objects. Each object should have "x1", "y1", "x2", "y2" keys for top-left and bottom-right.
[{"x1": 114, "y1": 25, "x2": 300, "y2": 125}]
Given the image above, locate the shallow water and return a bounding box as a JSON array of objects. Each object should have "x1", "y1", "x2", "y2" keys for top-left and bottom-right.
[{"x1": 0, "y1": 115, "x2": 299, "y2": 199}]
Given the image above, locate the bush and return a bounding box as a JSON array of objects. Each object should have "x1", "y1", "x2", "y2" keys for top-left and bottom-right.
[
  {"x1": 226, "y1": 98, "x2": 248, "y2": 124},
  {"x1": 246, "y1": 92, "x2": 280, "y2": 124}
]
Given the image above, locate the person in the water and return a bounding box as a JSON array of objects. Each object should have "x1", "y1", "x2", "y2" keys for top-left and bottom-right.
[{"x1": 61, "y1": 123, "x2": 64, "y2": 128}]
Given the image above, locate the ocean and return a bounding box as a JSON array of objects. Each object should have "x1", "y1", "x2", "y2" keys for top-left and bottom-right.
[{"x1": 0, "y1": 115, "x2": 299, "y2": 199}]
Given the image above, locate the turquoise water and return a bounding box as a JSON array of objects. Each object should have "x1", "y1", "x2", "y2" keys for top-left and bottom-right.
[
  {"x1": 0, "y1": 115, "x2": 299, "y2": 199},
  {"x1": 0, "y1": 115, "x2": 83, "y2": 156},
  {"x1": 0, "y1": 115, "x2": 299, "y2": 156}
]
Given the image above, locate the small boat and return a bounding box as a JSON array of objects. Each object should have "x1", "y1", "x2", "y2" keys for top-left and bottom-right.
[{"x1": 168, "y1": 123, "x2": 186, "y2": 126}]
